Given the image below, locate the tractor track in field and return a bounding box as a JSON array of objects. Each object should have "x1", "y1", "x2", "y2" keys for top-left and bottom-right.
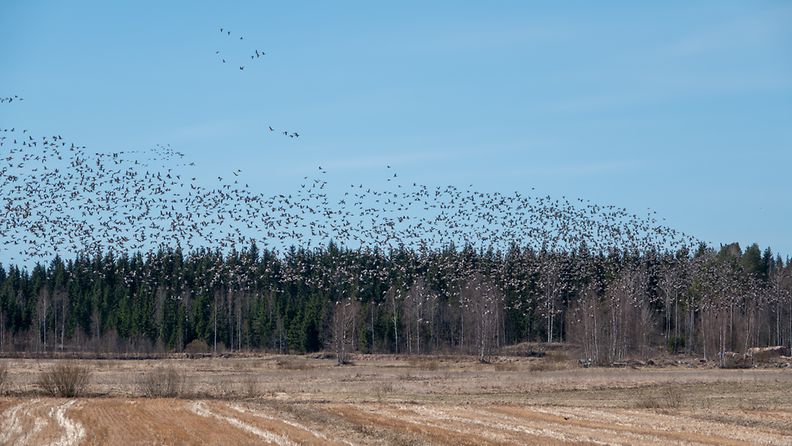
[{"x1": 1, "y1": 397, "x2": 792, "y2": 445}]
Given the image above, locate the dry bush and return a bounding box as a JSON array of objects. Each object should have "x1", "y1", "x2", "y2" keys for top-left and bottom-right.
[
  {"x1": 232, "y1": 360, "x2": 252, "y2": 371},
  {"x1": 237, "y1": 375, "x2": 260, "y2": 399},
  {"x1": 528, "y1": 350, "x2": 572, "y2": 372},
  {"x1": 544, "y1": 351, "x2": 570, "y2": 363},
  {"x1": 276, "y1": 357, "x2": 312, "y2": 370},
  {"x1": 407, "y1": 358, "x2": 441, "y2": 371},
  {"x1": 398, "y1": 372, "x2": 417, "y2": 381},
  {"x1": 139, "y1": 366, "x2": 184, "y2": 397},
  {"x1": 636, "y1": 394, "x2": 663, "y2": 409},
  {"x1": 184, "y1": 339, "x2": 210, "y2": 354},
  {"x1": 37, "y1": 363, "x2": 91, "y2": 397},
  {"x1": 336, "y1": 357, "x2": 356, "y2": 366},
  {"x1": 528, "y1": 361, "x2": 553, "y2": 372},
  {"x1": 662, "y1": 387, "x2": 684, "y2": 408},
  {"x1": 494, "y1": 361, "x2": 519, "y2": 372},
  {"x1": 374, "y1": 382, "x2": 394, "y2": 401},
  {"x1": 635, "y1": 387, "x2": 683, "y2": 409}
]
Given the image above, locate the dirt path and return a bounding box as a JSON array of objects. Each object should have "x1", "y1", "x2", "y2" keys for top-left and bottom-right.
[
  {"x1": 227, "y1": 402, "x2": 350, "y2": 445},
  {"x1": 48, "y1": 400, "x2": 85, "y2": 446},
  {"x1": 0, "y1": 398, "x2": 85, "y2": 446},
  {"x1": 0, "y1": 399, "x2": 45, "y2": 445},
  {"x1": 190, "y1": 401, "x2": 296, "y2": 445}
]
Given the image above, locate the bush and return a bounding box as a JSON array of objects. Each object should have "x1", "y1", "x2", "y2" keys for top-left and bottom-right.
[
  {"x1": 528, "y1": 351, "x2": 572, "y2": 372},
  {"x1": 544, "y1": 351, "x2": 569, "y2": 363},
  {"x1": 238, "y1": 375, "x2": 260, "y2": 398},
  {"x1": 184, "y1": 339, "x2": 210, "y2": 354},
  {"x1": 37, "y1": 363, "x2": 91, "y2": 397},
  {"x1": 374, "y1": 382, "x2": 394, "y2": 401},
  {"x1": 139, "y1": 367, "x2": 184, "y2": 397},
  {"x1": 275, "y1": 357, "x2": 311, "y2": 370},
  {"x1": 407, "y1": 358, "x2": 441, "y2": 371},
  {"x1": 494, "y1": 362, "x2": 518, "y2": 372},
  {"x1": 635, "y1": 387, "x2": 683, "y2": 409}
]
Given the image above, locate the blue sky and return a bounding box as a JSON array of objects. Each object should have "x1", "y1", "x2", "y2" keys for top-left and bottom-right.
[{"x1": 1, "y1": 1, "x2": 791, "y2": 256}]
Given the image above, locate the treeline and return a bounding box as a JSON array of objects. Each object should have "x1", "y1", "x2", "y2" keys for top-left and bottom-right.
[{"x1": 0, "y1": 242, "x2": 790, "y2": 364}]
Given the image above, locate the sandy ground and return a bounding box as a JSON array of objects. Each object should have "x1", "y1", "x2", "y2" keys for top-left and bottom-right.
[{"x1": 1, "y1": 354, "x2": 791, "y2": 445}]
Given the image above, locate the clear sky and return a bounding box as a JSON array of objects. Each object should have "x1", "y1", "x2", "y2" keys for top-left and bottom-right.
[{"x1": 1, "y1": 1, "x2": 791, "y2": 257}]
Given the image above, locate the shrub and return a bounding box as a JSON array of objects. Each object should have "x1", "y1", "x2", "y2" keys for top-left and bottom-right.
[
  {"x1": 529, "y1": 351, "x2": 572, "y2": 372},
  {"x1": 494, "y1": 362, "x2": 518, "y2": 372},
  {"x1": 635, "y1": 387, "x2": 683, "y2": 409},
  {"x1": 374, "y1": 382, "x2": 394, "y2": 401},
  {"x1": 184, "y1": 339, "x2": 210, "y2": 354},
  {"x1": 407, "y1": 358, "x2": 441, "y2": 371},
  {"x1": 37, "y1": 363, "x2": 91, "y2": 397},
  {"x1": 139, "y1": 367, "x2": 183, "y2": 397},
  {"x1": 544, "y1": 351, "x2": 569, "y2": 363},
  {"x1": 238, "y1": 375, "x2": 260, "y2": 398},
  {"x1": 275, "y1": 357, "x2": 311, "y2": 370}
]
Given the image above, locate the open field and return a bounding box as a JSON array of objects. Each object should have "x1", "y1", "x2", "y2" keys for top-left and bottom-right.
[{"x1": 1, "y1": 353, "x2": 791, "y2": 445}]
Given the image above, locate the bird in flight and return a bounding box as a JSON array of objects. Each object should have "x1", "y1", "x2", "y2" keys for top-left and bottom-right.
[{"x1": 215, "y1": 27, "x2": 266, "y2": 69}]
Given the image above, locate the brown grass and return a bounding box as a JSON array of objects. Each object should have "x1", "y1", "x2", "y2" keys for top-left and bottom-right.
[{"x1": 1, "y1": 353, "x2": 791, "y2": 445}]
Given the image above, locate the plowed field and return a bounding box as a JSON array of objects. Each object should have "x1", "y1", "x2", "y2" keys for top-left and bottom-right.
[{"x1": 1, "y1": 354, "x2": 791, "y2": 445}]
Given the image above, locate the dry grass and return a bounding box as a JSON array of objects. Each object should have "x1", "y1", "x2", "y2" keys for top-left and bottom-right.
[
  {"x1": 36, "y1": 362, "x2": 91, "y2": 397},
  {"x1": 4, "y1": 397, "x2": 790, "y2": 446},
  {"x1": 1, "y1": 352, "x2": 791, "y2": 445}
]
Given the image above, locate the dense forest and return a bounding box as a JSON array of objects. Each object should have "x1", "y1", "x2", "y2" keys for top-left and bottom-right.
[{"x1": 1, "y1": 241, "x2": 789, "y2": 365}]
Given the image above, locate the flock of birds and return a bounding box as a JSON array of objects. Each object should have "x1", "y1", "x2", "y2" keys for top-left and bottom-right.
[
  {"x1": 213, "y1": 28, "x2": 300, "y2": 140},
  {"x1": 268, "y1": 125, "x2": 299, "y2": 139},
  {"x1": 1, "y1": 26, "x2": 700, "y2": 297},
  {"x1": 216, "y1": 27, "x2": 267, "y2": 71},
  {"x1": 0, "y1": 95, "x2": 23, "y2": 104},
  {"x1": 4, "y1": 24, "x2": 789, "y2": 362},
  {"x1": 0, "y1": 122, "x2": 697, "y2": 268}
]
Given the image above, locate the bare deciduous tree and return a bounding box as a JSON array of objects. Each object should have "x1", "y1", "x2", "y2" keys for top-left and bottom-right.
[{"x1": 332, "y1": 297, "x2": 360, "y2": 365}]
